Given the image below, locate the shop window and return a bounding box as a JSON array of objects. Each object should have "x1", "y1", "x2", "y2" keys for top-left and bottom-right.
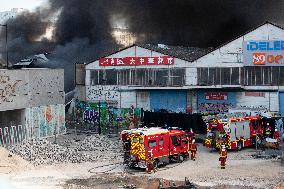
[{"x1": 148, "y1": 140, "x2": 157, "y2": 148}]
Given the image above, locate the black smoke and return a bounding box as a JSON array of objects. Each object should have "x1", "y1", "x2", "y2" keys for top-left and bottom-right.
[
  {"x1": 1, "y1": 0, "x2": 284, "y2": 91},
  {"x1": 118, "y1": 0, "x2": 284, "y2": 46}
]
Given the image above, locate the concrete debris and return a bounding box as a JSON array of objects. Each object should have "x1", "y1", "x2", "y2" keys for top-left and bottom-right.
[
  {"x1": 252, "y1": 149, "x2": 282, "y2": 160},
  {"x1": 8, "y1": 135, "x2": 123, "y2": 166}
]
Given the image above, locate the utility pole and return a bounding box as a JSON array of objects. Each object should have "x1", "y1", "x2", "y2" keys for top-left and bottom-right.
[{"x1": 98, "y1": 100, "x2": 101, "y2": 135}]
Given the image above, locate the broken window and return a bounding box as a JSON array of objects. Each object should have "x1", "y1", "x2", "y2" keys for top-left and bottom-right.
[
  {"x1": 105, "y1": 69, "x2": 118, "y2": 85},
  {"x1": 170, "y1": 68, "x2": 185, "y2": 86},
  {"x1": 154, "y1": 69, "x2": 169, "y2": 86}
]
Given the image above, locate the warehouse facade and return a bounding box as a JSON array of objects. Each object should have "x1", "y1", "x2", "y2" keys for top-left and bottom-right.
[{"x1": 83, "y1": 22, "x2": 284, "y2": 115}]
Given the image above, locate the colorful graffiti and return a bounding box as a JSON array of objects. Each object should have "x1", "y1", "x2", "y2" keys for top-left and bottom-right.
[
  {"x1": 0, "y1": 125, "x2": 27, "y2": 146},
  {"x1": 74, "y1": 100, "x2": 142, "y2": 134},
  {"x1": 198, "y1": 103, "x2": 234, "y2": 113},
  {"x1": 198, "y1": 91, "x2": 236, "y2": 113},
  {"x1": 26, "y1": 104, "x2": 66, "y2": 138}
]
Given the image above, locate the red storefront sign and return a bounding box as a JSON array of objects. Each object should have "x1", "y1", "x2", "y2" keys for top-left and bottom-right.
[
  {"x1": 99, "y1": 56, "x2": 174, "y2": 66},
  {"x1": 205, "y1": 92, "x2": 228, "y2": 100}
]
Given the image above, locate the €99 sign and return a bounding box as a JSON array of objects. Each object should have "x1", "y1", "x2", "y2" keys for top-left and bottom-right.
[{"x1": 243, "y1": 40, "x2": 284, "y2": 66}]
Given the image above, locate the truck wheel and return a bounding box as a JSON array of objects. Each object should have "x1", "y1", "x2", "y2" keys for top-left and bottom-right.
[
  {"x1": 237, "y1": 141, "x2": 243, "y2": 151},
  {"x1": 153, "y1": 159, "x2": 159, "y2": 169},
  {"x1": 178, "y1": 154, "x2": 184, "y2": 163}
]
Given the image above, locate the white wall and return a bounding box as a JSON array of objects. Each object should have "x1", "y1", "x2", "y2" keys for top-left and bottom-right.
[
  {"x1": 136, "y1": 91, "x2": 150, "y2": 110},
  {"x1": 193, "y1": 23, "x2": 284, "y2": 67},
  {"x1": 0, "y1": 69, "x2": 64, "y2": 111},
  {"x1": 86, "y1": 85, "x2": 120, "y2": 102},
  {"x1": 120, "y1": 91, "x2": 136, "y2": 108},
  {"x1": 236, "y1": 92, "x2": 279, "y2": 111}
]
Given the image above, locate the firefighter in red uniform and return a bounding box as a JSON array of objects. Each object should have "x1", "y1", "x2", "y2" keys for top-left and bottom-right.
[
  {"x1": 273, "y1": 128, "x2": 281, "y2": 141},
  {"x1": 219, "y1": 145, "x2": 227, "y2": 169},
  {"x1": 146, "y1": 152, "x2": 155, "y2": 173},
  {"x1": 190, "y1": 139, "x2": 197, "y2": 161}
]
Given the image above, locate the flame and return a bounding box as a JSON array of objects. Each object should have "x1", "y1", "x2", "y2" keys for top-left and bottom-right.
[{"x1": 36, "y1": 25, "x2": 55, "y2": 41}]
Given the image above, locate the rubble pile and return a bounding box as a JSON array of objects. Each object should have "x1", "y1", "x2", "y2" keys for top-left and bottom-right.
[
  {"x1": 8, "y1": 135, "x2": 123, "y2": 166},
  {"x1": 78, "y1": 135, "x2": 122, "y2": 153}
]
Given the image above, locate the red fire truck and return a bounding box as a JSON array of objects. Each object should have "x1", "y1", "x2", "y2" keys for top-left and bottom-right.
[
  {"x1": 121, "y1": 127, "x2": 190, "y2": 169},
  {"x1": 204, "y1": 116, "x2": 264, "y2": 150}
]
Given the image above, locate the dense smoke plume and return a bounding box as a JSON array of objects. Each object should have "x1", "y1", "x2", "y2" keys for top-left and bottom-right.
[{"x1": 0, "y1": 0, "x2": 283, "y2": 91}]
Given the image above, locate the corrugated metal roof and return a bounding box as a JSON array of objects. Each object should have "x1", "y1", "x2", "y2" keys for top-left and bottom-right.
[{"x1": 138, "y1": 44, "x2": 212, "y2": 62}]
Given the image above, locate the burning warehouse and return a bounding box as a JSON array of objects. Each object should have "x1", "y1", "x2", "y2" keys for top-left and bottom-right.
[{"x1": 78, "y1": 22, "x2": 284, "y2": 116}]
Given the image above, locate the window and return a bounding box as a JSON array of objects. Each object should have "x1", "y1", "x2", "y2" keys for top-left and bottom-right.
[
  {"x1": 159, "y1": 139, "x2": 164, "y2": 146},
  {"x1": 155, "y1": 69, "x2": 168, "y2": 86},
  {"x1": 105, "y1": 69, "x2": 118, "y2": 85},
  {"x1": 171, "y1": 135, "x2": 181, "y2": 146},
  {"x1": 139, "y1": 138, "x2": 143, "y2": 144},
  {"x1": 148, "y1": 140, "x2": 157, "y2": 148},
  {"x1": 132, "y1": 137, "x2": 137, "y2": 143},
  {"x1": 170, "y1": 68, "x2": 185, "y2": 86}
]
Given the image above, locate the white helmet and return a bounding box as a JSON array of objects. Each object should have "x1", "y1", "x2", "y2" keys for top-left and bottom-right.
[{"x1": 192, "y1": 139, "x2": 195, "y2": 143}]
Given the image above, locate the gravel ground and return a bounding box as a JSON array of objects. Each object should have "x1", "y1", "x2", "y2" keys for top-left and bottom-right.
[
  {"x1": 7, "y1": 133, "x2": 124, "y2": 166},
  {"x1": 0, "y1": 133, "x2": 283, "y2": 189}
]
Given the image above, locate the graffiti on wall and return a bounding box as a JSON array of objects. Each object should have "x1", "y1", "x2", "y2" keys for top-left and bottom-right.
[
  {"x1": 198, "y1": 103, "x2": 234, "y2": 113},
  {"x1": 75, "y1": 100, "x2": 141, "y2": 134},
  {"x1": 198, "y1": 91, "x2": 236, "y2": 113},
  {"x1": 87, "y1": 86, "x2": 120, "y2": 101},
  {"x1": 0, "y1": 75, "x2": 22, "y2": 104},
  {"x1": 0, "y1": 125, "x2": 27, "y2": 146},
  {"x1": 26, "y1": 104, "x2": 66, "y2": 138}
]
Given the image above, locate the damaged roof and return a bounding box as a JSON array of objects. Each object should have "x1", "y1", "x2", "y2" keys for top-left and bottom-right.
[{"x1": 138, "y1": 44, "x2": 212, "y2": 62}]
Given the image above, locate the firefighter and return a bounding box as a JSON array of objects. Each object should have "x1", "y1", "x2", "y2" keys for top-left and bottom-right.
[
  {"x1": 273, "y1": 128, "x2": 281, "y2": 141},
  {"x1": 190, "y1": 139, "x2": 197, "y2": 161},
  {"x1": 189, "y1": 128, "x2": 195, "y2": 143},
  {"x1": 146, "y1": 153, "x2": 155, "y2": 173},
  {"x1": 219, "y1": 145, "x2": 227, "y2": 169},
  {"x1": 265, "y1": 123, "x2": 272, "y2": 138}
]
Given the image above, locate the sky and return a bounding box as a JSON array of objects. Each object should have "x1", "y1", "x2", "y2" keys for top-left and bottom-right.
[{"x1": 0, "y1": 0, "x2": 47, "y2": 12}]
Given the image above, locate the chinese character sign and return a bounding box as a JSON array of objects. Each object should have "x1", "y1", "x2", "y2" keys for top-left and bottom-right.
[
  {"x1": 99, "y1": 56, "x2": 174, "y2": 66},
  {"x1": 205, "y1": 92, "x2": 228, "y2": 100},
  {"x1": 243, "y1": 40, "x2": 284, "y2": 66}
]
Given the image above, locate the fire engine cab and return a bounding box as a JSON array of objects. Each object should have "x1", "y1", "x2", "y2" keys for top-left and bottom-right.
[
  {"x1": 204, "y1": 116, "x2": 263, "y2": 150},
  {"x1": 121, "y1": 127, "x2": 190, "y2": 169}
]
